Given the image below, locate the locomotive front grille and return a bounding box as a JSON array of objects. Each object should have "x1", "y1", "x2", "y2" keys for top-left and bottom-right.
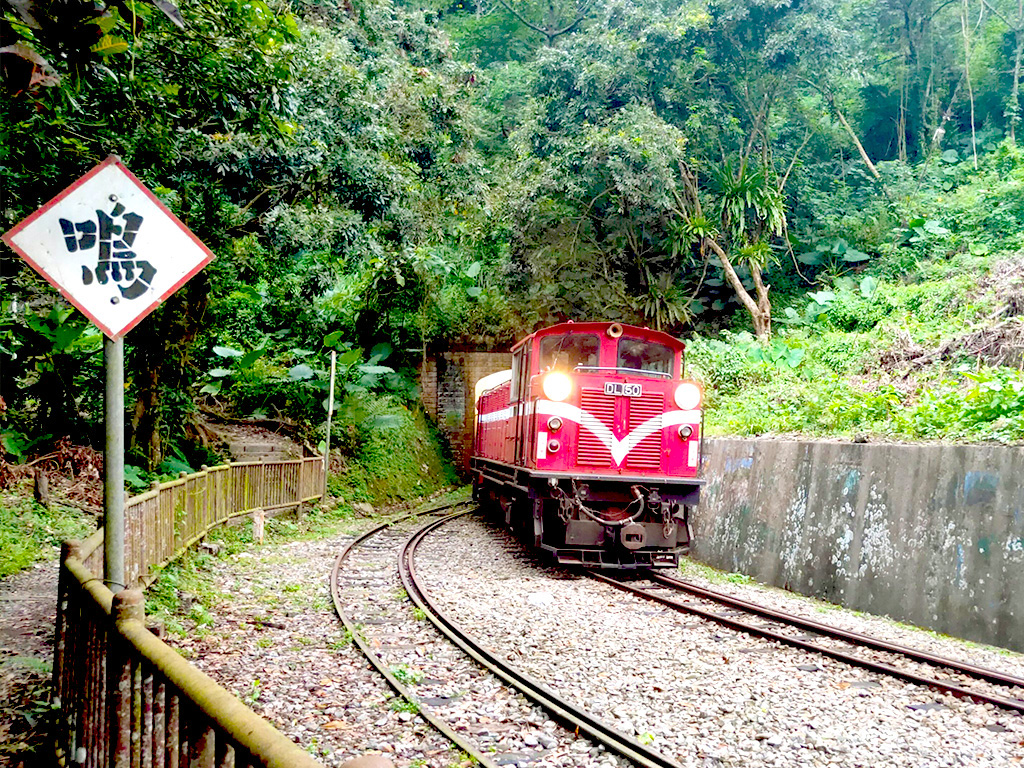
[
  {"x1": 625, "y1": 392, "x2": 664, "y2": 469},
  {"x1": 579, "y1": 388, "x2": 614, "y2": 465}
]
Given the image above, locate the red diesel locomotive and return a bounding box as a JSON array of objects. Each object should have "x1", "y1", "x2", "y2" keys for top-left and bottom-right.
[{"x1": 471, "y1": 321, "x2": 704, "y2": 568}]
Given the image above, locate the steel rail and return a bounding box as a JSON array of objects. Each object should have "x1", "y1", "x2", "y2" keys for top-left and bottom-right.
[
  {"x1": 400, "y1": 513, "x2": 684, "y2": 768},
  {"x1": 652, "y1": 572, "x2": 1024, "y2": 690},
  {"x1": 329, "y1": 500, "x2": 501, "y2": 768},
  {"x1": 589, "y1": 572, "x2": 1024, "y2": 714}
]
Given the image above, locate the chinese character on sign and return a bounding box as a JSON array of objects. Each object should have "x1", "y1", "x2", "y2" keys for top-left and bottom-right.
[
  {"x1": 58, "y1": 201, "x2": 155, "y2": 301},
  {"x1": 1, "y1": 156, "x2": 215, "y2": 339}
]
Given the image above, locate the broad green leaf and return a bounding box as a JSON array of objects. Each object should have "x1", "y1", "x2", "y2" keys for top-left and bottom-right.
[
  {"x1": 841, "y1": 248, "x2": 871, "y2": 263},
  {"x1": 288, "y1": 363, "x2": 315, "y2": 380},
  {"x1": 797, "y1": 251, "x2": 823, "y2": 265},
  {"x1": 465, "y1": 261, "x2": 482, "y2": 278},
  {"x1": 357, "y1": 365, "x2": 394, "y2": 375},
  {"x1": 941, "y1": 149, "x2": 959, "y2": 163},
  {"x1": 370, "y1": 342, "x2": 392, "y2": 362},
  {"x1": 157, "y1": 455, "x2": 193, "y2": 476},
  {"x1": 786, "y1": 348, "x2": 805, "y2": 368},
  {"x1": 124, "y1": 464, "x2": 148, "y2": 490},
  {"x1": 324, "y1": 330, "x2": 344, "y2": 347},
  {"x1": 466, "y1": 286, "x2": 483, "y2": 298},
  {"x1": 339, "y1": 349, "x2": 361, "y2": 366},
  {"x1": 213, "y1": 345, "x2": 242, "y2": 357},
  {"x1": 969, "y1": 242, "x2": 990, "y2": 256},
  {"x1": 807, "y1": 291, "x2": 835, "y2": 305},
  {"x1": 237, "y1": 347, "x2": 267, "y2": 369},
  {"x1": 208, "y1": 368, "x2": 233, "y2": 378},
  {"x1": 923, "y1": 220, "x2": 950, "y2": 235},
  {"x1": 200, "y1": 381, "x2": 223, "y2": 395},
  {"x1": 91, "y1": 35, "x2": 129, "y2": 56},
  {"x1": 859, "y1": 276, "x2": 879, "y2": 299}
]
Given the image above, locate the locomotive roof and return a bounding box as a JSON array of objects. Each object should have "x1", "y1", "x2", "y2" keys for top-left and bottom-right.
[{"x1": 511, "y1": 321, "x2": 686, "y2": 353}]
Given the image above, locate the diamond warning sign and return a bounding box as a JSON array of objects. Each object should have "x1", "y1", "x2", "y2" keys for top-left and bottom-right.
[{"x1": 2, "y1": 156, "x2": 215, "y2": 339}]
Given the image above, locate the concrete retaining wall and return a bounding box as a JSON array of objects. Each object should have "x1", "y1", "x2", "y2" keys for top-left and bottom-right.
[{"x1": 694, "y1": 438, "x2": 1024, "y2": 652}]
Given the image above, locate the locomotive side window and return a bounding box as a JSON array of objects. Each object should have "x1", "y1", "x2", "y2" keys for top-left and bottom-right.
[
  {"x1": 616, "y1": 338, "x2": 673, "y2": 377},
  {"x1": 539, "y1": 334, "x2": 600, "y2": 371},
  {"x1": 510, "y1": 348, "x2": 523, "y2": 401}
]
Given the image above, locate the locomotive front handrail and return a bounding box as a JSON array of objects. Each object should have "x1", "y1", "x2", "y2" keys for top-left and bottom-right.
[{"x1": 573, "y1": 365, "x2": 673, "y2": 378}]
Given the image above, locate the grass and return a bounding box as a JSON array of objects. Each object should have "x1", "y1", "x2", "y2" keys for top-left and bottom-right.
[
  {"x1": 0, "y1": 486, "x2": 95, "y2": 578},
  {"x1": 678, "y1": 557, "x2": 753, "y2": 586}
]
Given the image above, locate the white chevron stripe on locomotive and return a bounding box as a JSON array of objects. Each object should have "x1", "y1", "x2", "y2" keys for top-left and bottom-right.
[{"x1": 536, "y1": 400, "x2": 700, "y2": 467}]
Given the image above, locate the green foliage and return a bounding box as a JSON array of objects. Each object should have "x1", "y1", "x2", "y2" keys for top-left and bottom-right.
[
  {"x1": 329, "y1": 398, "x2": 458, "y2": 503},
  {"x1": 0, "y1": 491, "x2": 94, "y2": 577}
]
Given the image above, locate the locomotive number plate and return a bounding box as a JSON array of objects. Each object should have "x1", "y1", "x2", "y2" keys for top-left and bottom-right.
[{"x1": 604, "y1": 382, "x2": 642, "y2": 397}]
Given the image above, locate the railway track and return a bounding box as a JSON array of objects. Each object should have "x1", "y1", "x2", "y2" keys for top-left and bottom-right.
[
  {"x1": 400, "y1": 513, "x2": 685, "y2": 768},
  {"x1": 332, "y1": 505, "x2": 1023, "y2": 766},
  {"x1": 590, "y1": 570, "x2": 1024, "y2": 715},
  {"x1": 333, "y1": 502, "x2": 680, "y2": 768}
]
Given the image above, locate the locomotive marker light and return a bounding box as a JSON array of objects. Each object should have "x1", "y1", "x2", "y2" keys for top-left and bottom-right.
[{"x1": 2, "y1": 156, "x2": 216, "y2": 592}]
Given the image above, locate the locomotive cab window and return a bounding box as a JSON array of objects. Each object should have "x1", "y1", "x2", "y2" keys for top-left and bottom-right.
[
  {"x1": 616, "y1": 338, "x2": 673, "y2": 377},
  {"x1": 539, "y1": 334, "x2": 600, "y2": 371}
]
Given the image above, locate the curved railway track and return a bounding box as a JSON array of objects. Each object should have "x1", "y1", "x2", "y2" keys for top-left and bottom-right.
[
  {"x1": 331, "y1": 503, "x2": 1023, "y2": 768},
  {"x1": 590, "y1": 570, "x2": 1024, "y2": 714},
  {"x1": 400, "y1": 513, "x2": 684, "y2": 768},
  {"x1": 329, "y1": 500, "x2": 503, "y2": 768},
  {"x1": 332, "y1": 504, "x2": 706, "y2": 768}
]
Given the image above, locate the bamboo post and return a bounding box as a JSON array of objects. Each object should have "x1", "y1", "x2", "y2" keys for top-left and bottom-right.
[
  {"x1": 323, "y1": 350, "x2": 337, "y2": 501},
  {"x1": 111, "y1": 589, "x2": 145, "y2": 768}
]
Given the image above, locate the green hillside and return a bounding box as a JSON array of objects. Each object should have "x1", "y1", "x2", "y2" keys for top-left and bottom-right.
[{"x1": 2, "y1": 0, "x2": 1023, "y2": 469}]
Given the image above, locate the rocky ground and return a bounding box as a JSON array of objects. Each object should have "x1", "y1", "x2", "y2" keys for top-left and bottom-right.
[
  {"x1": 0, "y1": 562, "x2": 60, "y2": 768},
  {"x1": 164, "y1": 511, "x2": 1024, "y2": 768},
  {"x1": 4, "y1": 491, "x2": 1024, "y2": 768}
]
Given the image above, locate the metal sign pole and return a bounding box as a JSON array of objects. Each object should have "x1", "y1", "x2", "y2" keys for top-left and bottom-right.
[
  {"x1": 104, "y1": 335, "x2": 125, "y2": 592},
  {"x1": 322, "y1": 350, "x2": 337, "y2": 501}
]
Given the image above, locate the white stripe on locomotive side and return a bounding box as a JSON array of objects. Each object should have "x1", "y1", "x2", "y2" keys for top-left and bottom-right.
[{"x1": 476, "y1": 400, "x2": 700, "y2": 468}]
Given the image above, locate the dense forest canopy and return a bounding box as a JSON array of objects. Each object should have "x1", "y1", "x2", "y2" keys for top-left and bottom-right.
[{"x1": 2, "y1": 0, "x2": 1024, "y2": 472}]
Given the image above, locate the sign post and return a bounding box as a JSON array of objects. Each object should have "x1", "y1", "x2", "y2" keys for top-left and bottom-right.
[
  {"x1": 2, "y1": 156, "x2": 215, "y2": 591},
  {"x1": 104, "y1": 336, "x2": 125, "y2": 588}
]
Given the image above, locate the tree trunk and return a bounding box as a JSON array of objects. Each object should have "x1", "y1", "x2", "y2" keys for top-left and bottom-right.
[
  {"x1": 831, "y1": 99, "x2": 881, "y2": 180},
  {"x1": 129, "y1": 276, "x2": 209, "y2": 470},
  {"x1": 1011, "y1": 27, "x2": 1023, "y2": 142},
  {"x1": 704, "y1": 238, "x2": 770, "y2": 339}
]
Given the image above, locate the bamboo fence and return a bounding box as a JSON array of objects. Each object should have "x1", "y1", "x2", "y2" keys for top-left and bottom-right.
[{"x1": 55, "y1": 457, "x2": 327, "y2": 768}]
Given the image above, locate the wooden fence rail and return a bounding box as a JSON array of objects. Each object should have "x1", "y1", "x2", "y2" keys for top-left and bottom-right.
[{"x1": 55, "y1": 457, "x2": 328, "y2": 768}]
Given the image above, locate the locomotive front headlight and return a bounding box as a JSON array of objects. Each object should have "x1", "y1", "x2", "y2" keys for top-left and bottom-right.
[
  {"x1": 674, "y1": 381, "x2": 702, "y2": 410},
  {"x1": 678, "y1": 424, "x2": 693, "y2": 439},
  {"x1": 542, "y1": 372, "x2": 572, "y2": 401},
  {"x1": 547, "y1": 416, "x2": 563, "y2": 431}
]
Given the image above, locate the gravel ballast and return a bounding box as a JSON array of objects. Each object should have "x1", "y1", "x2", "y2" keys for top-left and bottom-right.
[
  {"x1": 167, "y1": 510, "x2": 1024, "y2": 767},
  {"x1": 417, "y1": 515, "x2": 1024, "y2": 768}
]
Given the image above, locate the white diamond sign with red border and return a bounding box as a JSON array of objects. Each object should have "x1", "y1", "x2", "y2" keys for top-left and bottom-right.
[{"x1": 2, "y1": 156, "x2": 215, "y2": 339}]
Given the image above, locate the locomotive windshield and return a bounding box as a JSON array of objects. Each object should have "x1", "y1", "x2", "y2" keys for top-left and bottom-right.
[
  {"x1": 539, "y1": 334, "x2": 600, "y2": 371},
  {"x1": 616, "y1": 338, "x2": 673, "y2": 377}
]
